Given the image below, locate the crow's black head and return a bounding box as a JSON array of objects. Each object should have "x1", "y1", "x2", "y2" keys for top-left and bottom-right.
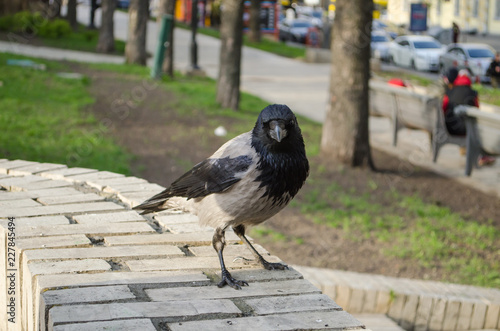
[{"x1": 251, "y1": 104, "x2": 309, "y2": 204}]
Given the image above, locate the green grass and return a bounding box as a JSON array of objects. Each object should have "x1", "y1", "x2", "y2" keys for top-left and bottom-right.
[
  {"x1": 39, "y1": 25, "x2": 126, "y2": 55},
  {"x1": 0, "y1": 53, "x2": 132, "y2": 174},
  {"x1": 175, "y1": 22, "x2": 306, "y2": 59}
]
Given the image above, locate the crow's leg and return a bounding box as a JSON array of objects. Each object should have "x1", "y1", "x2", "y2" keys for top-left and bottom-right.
[
  {"x1": 212, "y1": 227, "x2": 248, "y2": 290},
  {"x1": 233, "y1": 225, "x2": 288, "y2": 270}
]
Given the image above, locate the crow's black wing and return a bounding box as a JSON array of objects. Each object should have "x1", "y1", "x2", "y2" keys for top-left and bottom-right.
[{"x1": 133, "y1": 155, "x2": 253, "y2": 213}]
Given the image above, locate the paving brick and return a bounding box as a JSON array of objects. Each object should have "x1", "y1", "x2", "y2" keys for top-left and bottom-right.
[
  {"x1": 189, "y1": 243, "x2": 269, "y2": 258},
  {"x1": 52, "y1": 319, "x2": 156, "y2": 331},
  {"x1": 48, "y1": 300, "x2": 241, "y2": 325},
  {"x1": 0, "y1": 215, "x2": 69, "y2": 228},
  {"x1": 0, "y1": 187, "x2": 83, "y2": 201},
  {"x1": 387, "y1": 292, "x2": 406, "y2": 324},
  {"x1": 168, "y1": 311, "x2": 364, "y2": 331},
  {"x1": 470, "y1": 302, "x2": 487, "y2": 329},
  {"x1": 155, "y1": 213, "x2": 199, "y2": 226},
  {"x1": 245, "y1": 294, "x2": 340, "y2": 315},
  {"x1": 146, "y1": 279, "x2": 321, "y2": 302},
  {"x1": 428, "y1": 298, "x2": 446, "y2": 331},
  {"x1": 38, "y1": 167, "x2": 98, "y2": 180},
  {"x1": 374, "y1": 290, "x2": 391, "y2": 314},
  {"x1": 484, "y1": 303, "x2": 500, "y2": 329},
  {"x1": 103, "y1": 231, "x2": 240, "y2": 246},
  {"x1": 334, "y1": 285, "x2": 351, "y2": 311},
  {"x1": 414, "y1": 295, "x2": 433, "y2": 331},
  {"x1": 227, "y1": 268, "x2": 304, "y2": 283},
  {"x1": 0, "y1": 198, "x2": 42, "y2": 208},
  {"x1": 16, "y1": 235, "x2": 91, "y2": 250},
  {"x1": 347, "y1": 288, "x2": 365, "y2": 313},
  {"x1": 441, "y1": 300, "x2": 460, "y2": 330},
  {"x1": 116, "y1": 191, "x2": 163, "y2": 207},
  {"x1": 24, "y1": 244, "x2": 184, "y2": 262},
  {"x1": 85, "y1": 176, "x2": 148, "y2": 191},
  {"x1": 0, "y1": 175, "x2": 48, "y2": 190},
  {"x1": 37, "y1": 270, "x2": 210, "y2": 290},
  {"x1": 361, "y1": 289, "x2": 378, "y2": 313},
  {"x1": 400, "y1": 294, "x2": 419, "y2": 330},
  {"x1": 16, "y1": 179, "x2": 73, "y2": 190},
  {"x1": 42, "y1": 285, "x2": 135, "y2": 305},
  {"x1": 0, "y1": 201, "x2": 124, "y2": 217},
  {"x1": 8, "y1": 163, "x2": 66, "y2": 176},
  {"x1": 126, "y1": 256, "x2": 273, "y2": 272},
  {"x1": 16, "y1": 222, "x2": 155, "y2": 238},
  {"x1": 164, "y1": 222, "x2": 214, "y2": 233},
  {"x1": 0, "y1": 160, "x2": 37, "y2": 174},
  {"x1": 36, "y1": 193, "x2": 105, "y2": 205},
  {"x1": 103, "y1": 183, "x2": 164, "y2": 194},
  {"x1": 66, "y1": 171, "x2": 125, "y2": 182},
  {"x1": 73, "y1": 210, "x2": 144, "y2": 224},
  {"x1": 27, "y1": 259, "x2": 112, "y2": 276},
  {"x1": 455, "y1": 299, "x2": 474, "y2": 331}
]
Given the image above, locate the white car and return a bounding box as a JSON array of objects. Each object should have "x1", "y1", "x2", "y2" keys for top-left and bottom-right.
[
  {"x1": 371, "y1": 30, "x2": 392, "y2": 61},
  {"x1": 439, "y1": 43, "x2": 496, "y2": 83},
  {"x1": 389, "y1": 35, "x2": 445, "y2": 72}
]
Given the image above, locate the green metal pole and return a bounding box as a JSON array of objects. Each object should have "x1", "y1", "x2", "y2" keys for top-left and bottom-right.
[{"x1": 151, "y1": 14, "x2": 173, "y2": 79}]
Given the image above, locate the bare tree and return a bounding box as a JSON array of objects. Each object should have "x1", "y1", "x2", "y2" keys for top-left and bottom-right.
[
  {"x1": 247, "y1": 0, "x2": 261, "y2": 43},
  {"x1": 320, "y1": 0, "x2": 374, "y2": 168},
  {"x1": 66, "y1": 0, "x2": 77, "y2": 30},
  {"x1": 125, "y1": 0, "x2": 148, "y2": 65},
  {"x1": 216, "y1": 0, "x2": 244, "y2": 110},
  {"x1": 157, "y1": 0, "x2": 176, "y2": 76},
  {"x1": 96, "y1": 0, "x2": 116, "y2": 53}
]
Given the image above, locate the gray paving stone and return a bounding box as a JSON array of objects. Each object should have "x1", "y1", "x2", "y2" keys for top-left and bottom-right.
[
  {"x1": 0, "y1": 160, "x2": 38, "y2": 174},
  {"x1": 73, "y1": 210, "x2": 144, "y2": 224},
  {"x1": 52, "y1": 319, "x2": 156, "y2": 331},
  {"x1": 348, "y1": 288, "x2": 365, "y2": 313},
  {"x1": 16, "y1": 234, "x2": 91, "y2": 250},
  {"x1": 37, "y1": 270, "x2": 210, "y2": 290},
  {"x1": 189, "y1": 243, "x2": 269, "y2": 258},
  {"x1": 48, "y1": 300, "x2": 241, "y2": 325},
  {"x1": 400, "y1": 294, "x2": 419, "y2": 330},
  {"x1": 155, "y1": 213, "x2": 199, "y2": 226},
  {"x1": 0, "y1": 201, "x2": 124, "y2": 217},
  {"x1": 86, "y1": 176, "x2": 148, "y2": 190},
  {"x1": 0, "y1": 175, "x2": 48, "y2": 189},
  {"x1": 361, "y1": 289, "x2": 378, "y2": 313},
  {"x1": 42, "y1": 285, "x2": 135, "y2": 305},
  {"x1": 103, "y1": 182, "x2": 164, "y2": 194},
  {"x1": 66, "y1": 171, "x2": 125, "y2": 182},
  {"x1": 146, "y1": 279, "x2": 321, "y2": 302},
  {"x1": 116, "y1": 191, "x2": 163, "y2": 207},
  {"x1": 334, "y1": 285, "x2": 351, "y2": 311},
  {"x1": 414, "y1": 295, "x2": 433, "y2": 331},
  {"x1": 484, "y1": 303, "x2": 500, "y2": 329},
  {"x1": 8, "y1": 163, "x2": 67, "y2": 176},
  {"x1": 0, "y1": 198, "x2": 42, "y2": 208},
  {"x1": 36, "y1": 193, "x2": 105, "y2": 205},
  {"x1": 428, "y1": 298, "x2": 446, "y2": 330},
  {"x1": 27, "y1": 259, "x2": 112, "y2": 276},
  {"x1": 24, "y1": 244, "x2": 184, "y2": 262},
  {"x1": 442, "y1": 300, "x2": 460, "y2": 331},
  {"x1": 103, "y1": 231, "x2": 240, "y2": 246},
  {"x1": 164, "y1": 222, "x2": 214, "y2": 233},
  {"x1": 245, "y1": 293, "x2": 340, "y2": 315},
  {"x1": 228, "y1": 268, "x2": 304, "y2": 283},
  {"x1": 38, "y1": 167, "x2": 98, "y2": 180},
  {"x1": 126, "y1": 256, "x2": 274, "y2": 272},
  {"x1": 470, "y1": 302, "x2": 488, "y2": 329},
  {"x1": 15, "y1": 179, "x2": 73, "y2": 190},
  {"x1": 168, "y1": 310, "x2": 364, "y2": 331},
  {"x1": 387, "y1": 292, "x2": 406, "y2": 324},
  {"x1": 456, "y1": 299, "x2": 474, "y2": 331},
  {"x1": 16, "y1": 222, "x2": 155, "y2": 238},
  {"x1": 353, "y1": 314, "x2": 405, "y2": 331},
  {"x1": 0, "y1": 215, "x2": 69, "y2": 228}
]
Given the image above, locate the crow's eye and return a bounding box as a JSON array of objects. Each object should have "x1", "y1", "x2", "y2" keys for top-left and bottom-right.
[{"x1": 289, "y1": 119, "x2": 295, "y2": 126}]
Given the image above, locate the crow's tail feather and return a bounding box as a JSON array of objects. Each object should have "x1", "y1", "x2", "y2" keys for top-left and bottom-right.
[{"x1": 132, "y1": 189, "x2": 173, "y2": 214}]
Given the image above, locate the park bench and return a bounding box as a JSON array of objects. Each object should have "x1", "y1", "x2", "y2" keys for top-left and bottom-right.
[
  {"x1": 369, "y1": 79, "x2": 439, "y2": 147},
  {"x1": 455, "y1": 105, "x2": 500, "y2": 176}
]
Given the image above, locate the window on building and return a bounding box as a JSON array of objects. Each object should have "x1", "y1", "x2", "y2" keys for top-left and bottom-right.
[
  {"x1": 472, "y1": 0, "x2": 479, "y2": 17},
  {"x1": 454, "y1": 0, "x2": 460, "y2": 16}
]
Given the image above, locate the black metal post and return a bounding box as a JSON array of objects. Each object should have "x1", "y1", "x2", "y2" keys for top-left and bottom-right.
[
  {"x1": 89, "y1": 0, "x2": 98, "y2": 29},
  {"x1": 190, "y1": 0, "x2": 200, "y2": 70}
]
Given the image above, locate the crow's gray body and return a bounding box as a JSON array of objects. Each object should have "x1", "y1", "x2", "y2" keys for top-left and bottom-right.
[{"x1": 134, "y1": 104, "x2": 309, "y2": 289}]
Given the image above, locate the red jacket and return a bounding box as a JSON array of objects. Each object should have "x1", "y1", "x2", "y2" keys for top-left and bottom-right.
[{"x1": 442, "y1": 74, "x2": 479, "y2": 112}]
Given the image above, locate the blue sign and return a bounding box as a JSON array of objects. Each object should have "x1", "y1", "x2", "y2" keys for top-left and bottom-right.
[{"x1": 409, "y1": 3, "x2": 428, "y2": 32}]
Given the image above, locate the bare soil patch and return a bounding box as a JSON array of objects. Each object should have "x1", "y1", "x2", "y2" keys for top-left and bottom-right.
[{"x1": 83, "y1": 67, "x2": 499, "y2": 283}]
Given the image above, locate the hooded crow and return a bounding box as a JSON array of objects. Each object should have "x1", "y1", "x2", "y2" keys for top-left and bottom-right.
[{"x1": 133, "y1": 104, "x2": 309, "y2": 289}]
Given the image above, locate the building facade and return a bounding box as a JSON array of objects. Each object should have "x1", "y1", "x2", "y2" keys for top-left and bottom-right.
[{"x1": 387, "y1": 0, "x2": 500, "y2": 35}]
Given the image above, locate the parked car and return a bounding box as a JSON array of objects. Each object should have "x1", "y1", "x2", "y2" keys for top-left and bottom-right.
[
  {"x1": 371, "y1": 30, "x2": 392, "y2": 61},
  {"x1": 116, "y1": 0, "x2": 130, "y2": 9},
  {"x1": 439, "y1": 43, "x2": 496, "y2": 83},
  {"x1": 278, "y1": 18, "x2": 314, "y2": 44},
  {"x1": 389, "y1": 35, "x2": 445, "y2": 72}
]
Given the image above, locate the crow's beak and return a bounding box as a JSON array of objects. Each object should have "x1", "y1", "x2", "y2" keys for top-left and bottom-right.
[{"x1": 269, "y1": 120, "x2": 287, "y2": 142}]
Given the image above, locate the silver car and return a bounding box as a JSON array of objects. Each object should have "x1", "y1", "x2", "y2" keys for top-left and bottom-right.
[{"x1": 439, "y1": 43, "x2": 496, "y2": 83}]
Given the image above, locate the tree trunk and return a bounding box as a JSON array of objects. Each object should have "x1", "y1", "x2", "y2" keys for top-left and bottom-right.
[
  {"x1": 125, "y1": 0, "x2": 148, "y2": 65},
  {"x1": 158, "y1": 0, "x2": 176, "y2": 76},
  {"x1": 216, "y1": 0, "x2": 244, "y2": 110},
  {"x1": 96, "y1": 0, "x2": 116, "y2": 53},
  {"x1": 248, "y1": 0, "x2": 261, "y2": 43},
  {"x1": 66, "y1": 0, "x2": 78, "y2": 30},
  {"x1": 320, "y1": 0, "x2": 373, "y2": 167}
]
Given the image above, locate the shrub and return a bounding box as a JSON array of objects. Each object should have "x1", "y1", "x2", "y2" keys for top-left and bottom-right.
[
  {"x1": 38, "y1": 19, "x2": 72, "y2": 38},
  {"x1": 0, "y1": 12, "x2": 71, "y2": 39}
]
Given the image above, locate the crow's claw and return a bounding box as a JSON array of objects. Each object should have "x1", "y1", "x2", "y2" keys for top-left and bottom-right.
[
  {"x1": 260, "y1": 258, "x2": 288, "y2": 271},
  {"x1": 218, "y1": 270, "x2": 249, "y2": 290}
]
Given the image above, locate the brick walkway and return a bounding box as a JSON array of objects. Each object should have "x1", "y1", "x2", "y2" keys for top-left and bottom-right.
[{"x1": 0, "y1": 159, "x2": 366, "y2": 331}]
